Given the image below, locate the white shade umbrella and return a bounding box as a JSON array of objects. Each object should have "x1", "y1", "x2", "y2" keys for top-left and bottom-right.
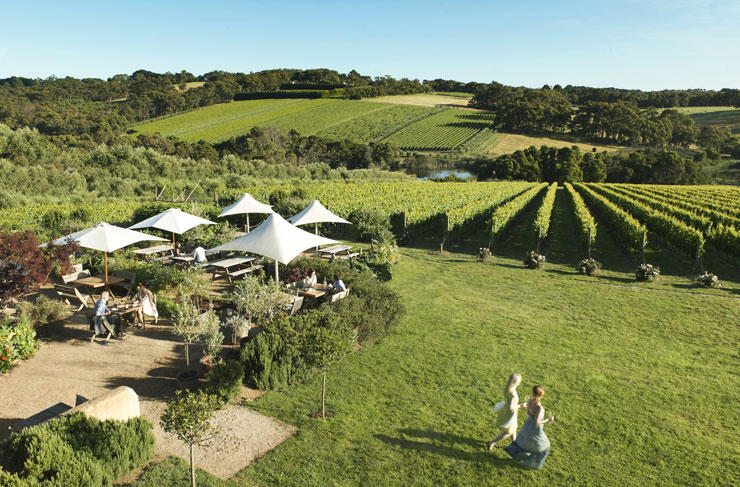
[
  {"x1": 51, "y1": 222, "x2": 167, "y2": 286},
  {"x1": 129, "y1": 208, "x2": 215, "y2": 251},
  {"x1": 288, "y1": 200, "x2": 350, "y2": 251},
  {"x1": 210, "y1": 213, "x2": 338, "y2": 282},
  {"x1": 218, "y1": 193, "x2": 274, "y2": 233}
]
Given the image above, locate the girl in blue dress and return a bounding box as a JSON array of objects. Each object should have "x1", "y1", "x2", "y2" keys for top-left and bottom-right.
[{"x1": 504, "y1": 384, "x2": 555, "y2": 470}]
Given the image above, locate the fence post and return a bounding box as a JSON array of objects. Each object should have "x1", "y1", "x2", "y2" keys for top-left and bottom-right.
[
  {"x1": 641, "y1": 231, "x2": 647, "y2": 266},
  {"x1": 536, "y1": 226, "x2": 543, "y2": 254},
  {"x1": 695, "y1": 244, "x2": 704, "y2": 273}
]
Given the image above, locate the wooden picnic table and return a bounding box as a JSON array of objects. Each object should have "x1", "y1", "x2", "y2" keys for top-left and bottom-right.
[
  {"x1": 209, "y1": 256, "x2": 260, "y2": 282},
  {"x1": 172, "y1": 256, "x2": 195, "y2": 265},
  {"x1": 317, "y1": 244, "x2": 357, "y2": 260},
  {"x1": 298, "y1": 284, "x2": 333, "y2": 299},
  {"x1": 71, "y1": 274, "x2": 125, "y2": 297},
  {"x1": 132, "y1": 244, "x2": 172, "y2": 257}
]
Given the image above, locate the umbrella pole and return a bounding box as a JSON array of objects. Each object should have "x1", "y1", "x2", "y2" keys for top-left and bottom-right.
[
  {"x1": 104, "y1": 252, "x2": 108, "y2": 289},
  {"x1": 246, "y1": 214, "x2": 250, "y2": 233},
  {"x1": 274, "y1": 259, "x2": 279, "y2": 283},
  {"x1": 172, "y1": 232, "x2": 175, "y2": 253},
  {"x1": 315, "y1": 222, "x2": 319, "y2": 252}
]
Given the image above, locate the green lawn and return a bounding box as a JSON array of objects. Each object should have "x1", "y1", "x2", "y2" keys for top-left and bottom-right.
[{"x1": 134, "y1": 188, "x2": 740, "y2": 486}]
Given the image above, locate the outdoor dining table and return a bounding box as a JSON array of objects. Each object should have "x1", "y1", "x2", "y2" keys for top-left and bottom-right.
[
  {"x1": 317, "y1": 244, "x2": 355, "y2": 259},
  {"x1": 298, "y1": 284, "x2": 333, "y2": 299},
  {"x1": 108, "y1": 302, "x2": 143, "y2": 336},
  {"x1": 70, "y1": 274, "x2": 125, "y2": 297},
  {"x1": 172, "y1": 256, "x2": 195, "y2": 265},
  {"x1": 209, "y1": 256, "x2": 257, "y2": 280},
  {"x1": 132, "y1": 244, "x2": 172, "y2": 259}
]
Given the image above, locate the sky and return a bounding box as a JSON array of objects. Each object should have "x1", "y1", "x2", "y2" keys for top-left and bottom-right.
[{"x1": 1, "y1": 0, "x2": 739, "y2": 91}]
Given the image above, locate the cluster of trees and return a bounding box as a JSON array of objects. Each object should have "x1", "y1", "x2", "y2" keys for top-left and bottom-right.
[
  {"x1": 470, "y1": 82, "x2": 740, "y2": 151},
  {"x1": 474, "y1": 146, "x2": 707, "y2": 185},
  {"x1": 0, "y1": 123, "x2": 407, "y2": 206}
]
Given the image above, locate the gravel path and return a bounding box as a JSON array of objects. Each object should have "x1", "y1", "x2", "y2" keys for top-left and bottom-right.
[{"x1": 0, "y1": 312, "x2": 296, "y2": 480}]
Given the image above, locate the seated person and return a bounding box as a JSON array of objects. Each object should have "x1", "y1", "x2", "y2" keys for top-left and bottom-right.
[
  {"x1": 305, "y1": 268, "x2": 318, "y2": 287},
  {"x1": 193, "y1": 244, "x2": 207, "y2": 266},
  {"x1": 332, "y1": 274, "x2": 346, "y2": 293},
  {"x1": 134, "y1": 281, "x2": 158, "y2": 326},
  {"x1": 93, "y1": 291, "x2": 123, "y2": 338},
  {"x1": 173, "y1": 242, "x2": 183, "y2": 257}
]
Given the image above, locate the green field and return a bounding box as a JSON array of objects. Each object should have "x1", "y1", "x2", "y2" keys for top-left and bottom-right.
[
  {"x1": 674, "y1": 106, "x2": 740, "y2": 134},
  {"x1": 133, "y1": 187, "x2": 740, "y2": 487},
  {"x1": 130, "y1": 97, "x2": 497, "y2": 149}
]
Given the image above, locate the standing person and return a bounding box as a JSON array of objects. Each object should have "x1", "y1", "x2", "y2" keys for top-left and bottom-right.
[
  {"x1": 193, "y1": 243, "x2": 207, "y2": 267},
  {"x1": 93, "y1": 291, "x2": 123, "y2": 338},
  {"x1": 133, "y1": 281, "x2": 158, "y2": 327},
  {"x1": 504, "y1": 384, "x2": 555, "y2": 470},
  {"x1": 487, "y1": 373, "x2": 526, "y2": 450}
]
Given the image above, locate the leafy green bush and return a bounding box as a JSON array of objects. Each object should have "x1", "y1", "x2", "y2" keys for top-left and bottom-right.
[
  {"x1": 0, "y1": 315, "x2": 40, "y2": 373},
  {"x1": 350, "y1": 209, "x2": 391, "y2": 241},
  {"x1": 240, "y1": 330, "x2": 309, "y2": 390},
  {"x1": 350, "y1": 251, "x2": 392, "y2": 281},
  {"x1": 205, "y1": 360, "x2": 245, "y2": 407},
  {"x1": 0, "y1": 412, "x2": 154, "y2": 486},
  {"x1": 16, "y1": 294, "x2": 69, "y2": 335}
]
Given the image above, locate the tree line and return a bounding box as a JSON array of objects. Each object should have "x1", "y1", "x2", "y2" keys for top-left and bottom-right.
[{"x1": 473, "y1": 146, "x2": 708, "y2": 185}]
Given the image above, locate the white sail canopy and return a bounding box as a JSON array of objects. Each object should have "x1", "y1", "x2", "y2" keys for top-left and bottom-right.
[
  {"x1": 210, "y1": 213, "x2": 337, "y2": 265},
  {"x1": 288, "y1": 200, "x2": 350, "y2": 226},
  {"x1": 218, "y1": 193, "x2": 273, "y2": 218},
  {"x1": 128, "y1": 208, "x2": 215, "y2": 234}
]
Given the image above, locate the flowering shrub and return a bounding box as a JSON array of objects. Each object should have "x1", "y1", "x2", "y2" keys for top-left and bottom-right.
[
  {"x1": 696, "y1": 272, "x2": 720, "y2": 288},
  {"x1": 0, "y1": 315, "x2": 40, "y2": 373},
  {"x1": 523, "y1": 251, "x2": 546, "y2": 269},
  {"x1": 635, "y1": 264, "x2": 660, "y2": 282},
  {"x1": 577, "y1": 258, "x2": 602, "y2": 276},
  {"x1": 478, "y1": 247, "x2": 491, "y2": 262}
]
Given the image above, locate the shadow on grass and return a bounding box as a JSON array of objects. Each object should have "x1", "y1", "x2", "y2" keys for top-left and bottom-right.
[{"x1": 375, "y1": 429, "x2": 517, "y2": 467}]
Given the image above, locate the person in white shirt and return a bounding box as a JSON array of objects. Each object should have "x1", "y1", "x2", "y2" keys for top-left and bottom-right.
[
  {"x1": 193, "y1": 245, "x2": 207, "y2": 266},
  {"x1": 305, "y1": 269, "x2": 317, "y2": 287}
]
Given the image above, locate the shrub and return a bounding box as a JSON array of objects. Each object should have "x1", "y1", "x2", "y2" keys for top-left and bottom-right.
[
  {"x1": 0, "y1": 412, "x2": 154, "y2": 487},
  {"x1": 0, "y1": 315, "x2": 40, "y2": 373},
  {"x1": 696, "y1": 272, "x2": 720, "y2": 288},
  {"x1": 240, "y1": 327, "x2": 309, "y2": 390},
  {"x1": 205, "y1": 360, "x2": 245, "y2": 407},
  {"x1": 132, "y1": 456, "x2": 225, "y2": 487},
  {"x1": 350, "y1": 209, "x2": 391, "y2": 241},
  {"x1": 350, "y1": 251, "x2": 392, "y2": 281},
  {"x1": 635, "y1": 264, "x2": 660, "y2": 282},
  {"x1": 478, "y1": 247, "x2": 491, "y2": 262},
  {"x1": 523, "y1": 251, "x2": 546, "y2": 270},
  {"x1": 16, "y1": 294, "x2": 69, "y2": 335},
  {"x1": 576, "y1": 258, "x2": 602, "y2": 276}
]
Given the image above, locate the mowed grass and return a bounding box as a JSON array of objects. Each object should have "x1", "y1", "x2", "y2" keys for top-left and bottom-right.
[
  {"x1": 673, "y1": 106, "x2": 740, "y2": 134},
  {"x1": 487, "y1": 133, "x2": 622, "y2": 156},
  {"x1": 133, "y1": 189, "x2": 738, "y2": 487},
  {"x1": 366, "y1": 93, "x2": 473, "y2": 108}
]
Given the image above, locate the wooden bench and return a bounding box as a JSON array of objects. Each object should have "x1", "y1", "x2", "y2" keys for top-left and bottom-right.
[
  {"x1": 54, "y1": 284, "x2": 92, "y2": 312},
  {"x1": 223, "y1": 265, "x2": 264, "y2": 283},
  {"x1": 328, "y1": 288, "x2": 350, "y2": 303},
  {"x1": 61, "y1": 270, "x2": 91, "y2": 285}
]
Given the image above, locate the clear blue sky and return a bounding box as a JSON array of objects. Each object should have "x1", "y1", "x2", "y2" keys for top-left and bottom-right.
[{"x1": 1, "y1": 0, "x2": 738, "y2": 91}]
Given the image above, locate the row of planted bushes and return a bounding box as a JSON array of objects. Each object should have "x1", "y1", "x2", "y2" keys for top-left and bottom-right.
[
  {"x1": 0, "y1": 412, "x2": 155, "y2": 486},
  {"x1": 240, "y1": 257, "x2": 404, "y2": 390}
]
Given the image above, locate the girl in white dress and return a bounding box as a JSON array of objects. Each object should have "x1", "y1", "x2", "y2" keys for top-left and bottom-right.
[{"x1": 134, "y1": 282, "x2": 158, "y2": 327}]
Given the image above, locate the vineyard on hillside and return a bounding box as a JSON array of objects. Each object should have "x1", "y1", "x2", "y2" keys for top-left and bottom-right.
[{"x1": 131, "y1": 98, "x2": 497, "y2": 150}]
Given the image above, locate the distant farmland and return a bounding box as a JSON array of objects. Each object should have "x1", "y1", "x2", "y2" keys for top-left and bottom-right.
[
  {"x1": 131, "y1": 97, "x2": 495, "y2": 150},
  {"x1": 674, "y1": 106, "x2": 740, "y2": 134}
]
